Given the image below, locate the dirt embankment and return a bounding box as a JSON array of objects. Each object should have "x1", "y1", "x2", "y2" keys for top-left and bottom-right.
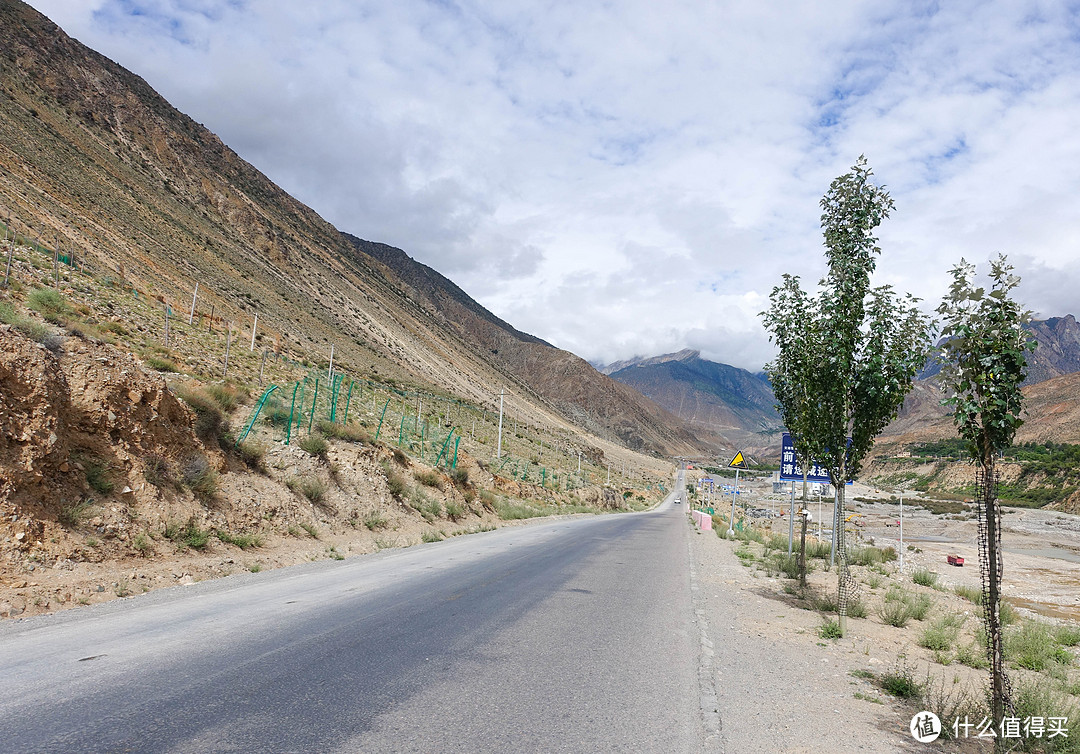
[
  {"x1": 1, "y1": 324, "x2": 207, "y2": 561},
  {"x1": 0, "y1": 325, "x2": 644, "y2": 620}
]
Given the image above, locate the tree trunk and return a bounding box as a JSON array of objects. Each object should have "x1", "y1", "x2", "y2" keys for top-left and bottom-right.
[
  {"x1": 980, "y1": 453, "x2": 1009, "y2": 748},
  {"x1": 836, "y1": 459, "x2": 849, "y2": 635}
]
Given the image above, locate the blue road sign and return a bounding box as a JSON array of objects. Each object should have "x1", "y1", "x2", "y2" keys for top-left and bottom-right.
[{"x1": 779, "y1": 433, "x2": 831, "y2": 483}]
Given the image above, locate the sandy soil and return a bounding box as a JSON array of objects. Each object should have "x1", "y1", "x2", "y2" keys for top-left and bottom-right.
[{"x1": 687, "y1": 472, "x2": 1080, "y2": 753}]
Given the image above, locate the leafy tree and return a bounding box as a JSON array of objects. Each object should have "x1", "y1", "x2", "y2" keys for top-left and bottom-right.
[
  {"x1": 762, "y1": 157, "x2": 933, "y2": 633},
  {"x1": 936, "y1": 254, "x2": 1035, "y2": 740},
  {"x1": 762, "y1": 273, "x2": 820, "y2": 583}
]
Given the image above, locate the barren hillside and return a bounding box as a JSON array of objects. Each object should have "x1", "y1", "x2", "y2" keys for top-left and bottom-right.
[{"x1": 0, "y1": 0, "x2": 708, "y2": 459}]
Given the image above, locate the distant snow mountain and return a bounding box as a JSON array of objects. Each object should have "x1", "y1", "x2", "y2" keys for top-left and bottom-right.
[{"x1": 599, "y1": 350, "x2": 779, "y2": 441}]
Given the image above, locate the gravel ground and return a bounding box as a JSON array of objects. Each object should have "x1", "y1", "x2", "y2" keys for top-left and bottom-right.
[{"x1": 688, "y1": 520, "x2": 926, "y2": 753}]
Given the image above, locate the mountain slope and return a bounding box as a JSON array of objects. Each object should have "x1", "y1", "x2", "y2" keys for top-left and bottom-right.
[
  {"x1": 0, "y1": 0, "x2": 705, "y2": 457},
  {"x1": 342, "y1": 236, "x2": 709, "y2": 454},
  {"x1": 919, "y1": 314, "x2": 1080, "y2": 385},
  {"x1": 878, "y1": 369, "x2": 1080, "y2": 449},
  {"x1": 604, "y1": 350, "x2": 779, "y2": 441}
]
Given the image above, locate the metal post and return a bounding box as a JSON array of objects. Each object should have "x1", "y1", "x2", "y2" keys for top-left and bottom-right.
[
  {"x1": 259, "y1": 349, "x2": 268, "y2": 385},
  {"x1": 728, "y1": 467, "x2": 739, "y2": 537},
  {"x1": 4, "y1": 219, "x2": 13, "y2": 288},
  {"x1": 343, "y1": 379, "x2": 353, "y2": 425},
  {"x1": 327, "y1": 344, "x2": 334, "y2": 380},
  {"x1": 788, "y1": 486, "x2": 795, "y2": 555},
  {"x1": 830, "y1": 488, "x2": 838, "y2": 567},
  {"x1": 899, "y1": 495, "x2": 904, "y2": 573},
  {"x1": 307, "y1": 379, "x2": 319, "y2": 433},
  {"x1": 285, "y1": 381, "x2": 300, "y2": 445},
  {"x1": 496, "y1": 390, "x2": 504, "y2": 459},
  {"x1": 250, "y1": 312, "x2": 258, "y2": 350},
  {"x1": 188, "y1": 282, "x2": 199, "y2": 324},
  {"x1": 374, "y1": 397, "x2": 391, "y2": 441},
  {"x1": 223, "y1": 324, "x2": 231, "y2": 378},
  {"x1": 164, "y1": 304, "x2": 170, "y2": 347}
]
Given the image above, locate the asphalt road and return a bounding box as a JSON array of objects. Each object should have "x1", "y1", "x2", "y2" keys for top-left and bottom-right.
[{"x1": 0, "y1": 493, "x2": 703, "y2": 753}]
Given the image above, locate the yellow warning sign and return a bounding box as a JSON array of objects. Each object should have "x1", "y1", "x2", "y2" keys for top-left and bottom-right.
[{"x1": 729, "y1": 451, "x2": 748, "y2": 469}]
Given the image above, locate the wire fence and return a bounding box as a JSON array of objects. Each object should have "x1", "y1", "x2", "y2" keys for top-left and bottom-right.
[{"x1": 1, "y1": 216, "x2": 659, "y2": 493}]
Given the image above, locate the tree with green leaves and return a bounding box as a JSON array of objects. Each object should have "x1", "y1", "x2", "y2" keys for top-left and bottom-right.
[
  {"x1": 762, "y1": 273, "x2": 820, "y2": 584},
  {"x1": 762, "y1": 157, "x2": 934, "y2": 633},
  {"x1": 936, "y1": 255, "x2": 1034, "y2": 740}
]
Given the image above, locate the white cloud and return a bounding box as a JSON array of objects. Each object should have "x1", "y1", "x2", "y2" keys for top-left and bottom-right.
[{"x1": 27, "y1": 0, "x2": 1080, "y2": 371}]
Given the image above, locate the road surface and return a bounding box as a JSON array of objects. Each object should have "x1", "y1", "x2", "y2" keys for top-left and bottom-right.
[{"x1": 0, "y1": 490, "x2": 706, "y2": 753}]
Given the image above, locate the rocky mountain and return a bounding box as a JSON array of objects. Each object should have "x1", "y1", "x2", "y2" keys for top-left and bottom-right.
[
  {"x1": 1023, "y1": 315, "x2": 1080, "y2": 384},
  {"x1": 880, "y1": 316, "x2": 1080, "y2": 448},
  {"x1": 877, "y1": 369, "x2": 1080, "y2": 450},
  {"x1": 919, "y1": 314, "x2": 1080, "y2": 386},
  {"x1": 601, "y1": 350, "x2": 779, "y2": 446},
  {"x1": 0, "y1": 0, "x2": 708, "y2": 457}
]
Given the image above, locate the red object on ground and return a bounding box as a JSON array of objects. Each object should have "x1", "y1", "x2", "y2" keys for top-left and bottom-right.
[{"x1": 947, "y1": 554, "x2": 964, "y2": 567}]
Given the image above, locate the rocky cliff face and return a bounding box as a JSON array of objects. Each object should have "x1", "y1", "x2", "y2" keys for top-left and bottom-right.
[{"x1": 1024, "y1": 314, "x2": 1080, "y2": 384}]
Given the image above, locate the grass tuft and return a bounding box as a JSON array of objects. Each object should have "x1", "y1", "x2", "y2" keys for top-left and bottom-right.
[
  {"x1": 414, "y1": 469, "x2": 442, "y2": 488},
  {"x1": 181, "y1": 455, "x2": 218, "y2": 502},
  {"x1": 363, "y1": 511, "x2": 389, "y2": 530},
  {"x1": 27, "y1": 287, "x2": 72, "y2": 324},
  {"x1": 912, "y1": 568, "x2": 939, "y2": 588},
  {"x1": 58, "y1": 499, "x2": 93, "y2": 528},
  {"x1": 819, "y1": 619, "x2": 843, "y2": 639},
  {"x1": 215, "y1": 530, "x2": 264, "y2": 549},
  {"x1": 298, "y1": 433, "x2": 329, "y2": 459},
  {"x1": 287, "y1": 475, "x2": 327, "y2": 505},
  {"x1": 880, "y1": 662, "x2": 922, "y2": 699}
]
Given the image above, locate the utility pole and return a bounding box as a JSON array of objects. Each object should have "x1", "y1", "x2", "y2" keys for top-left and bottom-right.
[
  {"x1": 223, "y1": 323, "x2": 232, "y2": 378},
  {"x1": 496, "y1": 390, "x2": 505, "y2": 459},
  {"x1": 899, "y1": 494, "x2": 904, "y2": 573},
  {"x1": 188, "y1": 282, "x2": 199, "y2": 325},
  {"x1": 4, "y1": 217, "x2": 13, "y2": 288}
]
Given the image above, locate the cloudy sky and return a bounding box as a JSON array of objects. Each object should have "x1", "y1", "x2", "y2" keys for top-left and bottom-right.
[{"x1": 28, "y1": 0, "x2": 1080, "y2": 371}]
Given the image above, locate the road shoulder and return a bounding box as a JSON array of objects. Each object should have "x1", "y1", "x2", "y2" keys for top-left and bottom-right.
[{"x1": 687, "y1": 521, "x2": 924, "y2": 753}]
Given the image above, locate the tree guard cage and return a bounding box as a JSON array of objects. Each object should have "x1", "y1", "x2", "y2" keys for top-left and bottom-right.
[
  {"x1": 835, "y1": 511, "x2": 861, "y2": 619},
  {"x1": 976, "y1": 464, "x2": 1013, "y2": 719}
]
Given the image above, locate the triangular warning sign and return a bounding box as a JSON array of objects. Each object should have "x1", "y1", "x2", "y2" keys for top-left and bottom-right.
[{"x1": 729, "y1": 451, "x2": 748, "y2": 469}]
